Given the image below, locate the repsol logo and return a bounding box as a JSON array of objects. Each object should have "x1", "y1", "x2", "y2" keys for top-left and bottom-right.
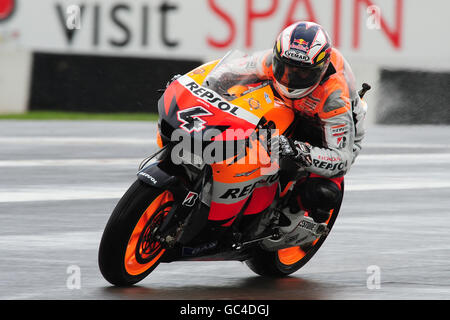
[
  {"x1": 138, "y1": 171, "x2": 157, "y2": 184},
  {"x1": 184, "y1": 81, "x2": 240, "y2": 116},
  {"x1": 331, "y1": 127, "x2": 347, "y2": 135},
  {"x1": 312, "y1": 159, "x2": 347, "y2": 171},
  {"x1": 219, "y1": 174, "x2": 279, "y2": 199}
]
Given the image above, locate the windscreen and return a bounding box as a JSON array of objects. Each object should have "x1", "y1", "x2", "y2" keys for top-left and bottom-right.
[{"x1": 202, "y1": 50, "x2": 268, "y2": 102}]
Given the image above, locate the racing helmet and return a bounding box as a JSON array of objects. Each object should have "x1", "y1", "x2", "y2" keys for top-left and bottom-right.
[{"x1": 272, "y1": 22, "x2": 332, "y2": 99}]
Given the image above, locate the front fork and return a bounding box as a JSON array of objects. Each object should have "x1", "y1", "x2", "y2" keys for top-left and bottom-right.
[{"x1": 137, "y1": 148, "x2": 212, "y2": 248}]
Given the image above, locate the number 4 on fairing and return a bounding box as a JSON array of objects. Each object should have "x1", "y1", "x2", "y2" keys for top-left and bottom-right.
[{"x1": 176, "y1": 106, "x2": 212, "y2": 133}]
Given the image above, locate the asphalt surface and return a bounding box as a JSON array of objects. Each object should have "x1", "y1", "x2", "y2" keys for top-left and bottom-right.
[{"x1": 1, "y1": 120, "x2": 450, "y2": 300}]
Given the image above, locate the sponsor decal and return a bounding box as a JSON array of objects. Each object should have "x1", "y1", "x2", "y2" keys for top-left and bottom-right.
[
  {"x1": 182, "y1": 241, "x2": 218, "y2": 256},
  {"x1": 298, "y1": 219, "x2": 316, "y2": 231},
  {"x1": 182, "y1": 191, "x2": 198, "y2": 207},
  {"x1": 219, "y1": 173, "x2": 279, "y2": 200},
  {"x1": 291, "y1": 38, "x2": 309, "y2": 52},
  {"x1": 219, "y1": 183, "x2": 256, "y2": 200},
  {"x1": 318, "y1": 155, "x2": 342, "y2": 162},
  {"x1": 283, "y1": 49, "x2": 310, "y2": 62},
  {"x1": 192, "y1": 68, "x2": 205, "y2": 75},
  {"x1": 233, "y1": 167, "x2": 259, "y2": 177},
  {"x1": 247, "y1": 97, "x2": 260, "y2": 110},
  {"x1": 264, "y1": 92, "x2": 272, "y2": 104},
  {"x1": 177, "y1": 76, "x2": 260, "y2": 125},
  {"x1": 312, "y1": 159, "x2": 347, "y2": 171},
  {"x1": 138, "y1": 171, "x2": 157, "y2": 184},
  {"x1": 331, "y1": 123, "x2": 348, "y2": 136},
  {"x1": 337, "y1": 135, "x2": 347, "y2": 148}
]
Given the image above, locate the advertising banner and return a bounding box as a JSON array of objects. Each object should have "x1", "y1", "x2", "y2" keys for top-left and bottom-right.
[{"x1": 1, "y1": 0, "x2": 449, "y2": 69}]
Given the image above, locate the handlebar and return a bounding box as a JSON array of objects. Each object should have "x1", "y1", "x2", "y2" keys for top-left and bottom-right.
[{"x1": 358, "y1": 83, "x2": 371, "y2": 99}]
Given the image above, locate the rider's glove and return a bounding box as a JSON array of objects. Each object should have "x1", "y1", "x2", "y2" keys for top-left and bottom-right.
[{"x1": 278, "y1": 135, "x2": 313, "y2": 167}]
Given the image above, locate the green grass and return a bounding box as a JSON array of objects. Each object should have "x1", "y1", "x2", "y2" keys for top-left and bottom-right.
[{"x1": 0, "y1": 111, "x2": 159, "y2": 121}]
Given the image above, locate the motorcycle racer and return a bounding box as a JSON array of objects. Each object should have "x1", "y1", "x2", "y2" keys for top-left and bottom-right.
[
  {"x1": 99, "y1": 22, "x2": 370, "y2": 285},
  {"x1": 208, "y1": 21, "x2": 368, "y2": 224}
]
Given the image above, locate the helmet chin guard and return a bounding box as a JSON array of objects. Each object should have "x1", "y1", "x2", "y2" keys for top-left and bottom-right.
[{"x1": 273, "y1": 80, "x2": 318, "y2": 99}]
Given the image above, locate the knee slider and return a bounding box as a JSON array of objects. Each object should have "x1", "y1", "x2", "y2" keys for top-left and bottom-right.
[{"x1": 300, "y1": 178, "x2": 342, "y2": 211}]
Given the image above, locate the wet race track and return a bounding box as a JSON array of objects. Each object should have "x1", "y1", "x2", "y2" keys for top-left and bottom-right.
[{"x1": 1, "y1": 120, "x2": 450, "y2": 300}]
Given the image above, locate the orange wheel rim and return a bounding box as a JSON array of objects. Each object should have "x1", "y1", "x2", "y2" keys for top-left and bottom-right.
[
  {"x1": 278, "y1": 246, "x2": 306, "y2": 265},
  {"x1": 278, "y1": 208, "x2": 334, "y2": 265},
  {"x1": 124, "y1": 191, "x2": 173, "y2": 276}
]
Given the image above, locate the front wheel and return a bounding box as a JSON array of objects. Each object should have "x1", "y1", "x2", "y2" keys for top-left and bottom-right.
[{"x1": 98, "y1": 180, "x2": 173, "y2": 286}]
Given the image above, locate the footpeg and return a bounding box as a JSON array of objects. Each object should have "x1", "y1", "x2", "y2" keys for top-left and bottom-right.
[
  {"x1": 232, "y1": 231, "x2": 280, "y2": 251},
  {"x1": 261, "y1": 216, "x2": 329, "y2": 251}
]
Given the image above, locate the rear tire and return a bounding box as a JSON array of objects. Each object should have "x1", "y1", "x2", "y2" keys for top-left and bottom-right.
[
  {"x1": 98, "y1": 180, "x2": 173, "y2": 286},
  {"x1": 245, "y1": 185, "x2": 343, "y2": 277}
]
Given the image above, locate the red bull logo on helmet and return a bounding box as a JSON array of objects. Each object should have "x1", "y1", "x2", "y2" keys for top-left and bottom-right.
[{"x1": 291, "y1": 38, "x2": 309, "y2": 52}]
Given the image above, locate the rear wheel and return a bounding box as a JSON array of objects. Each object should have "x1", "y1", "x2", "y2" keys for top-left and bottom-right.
[
  {"x1": 245, "y1": 189, "x2": 343, "y2": 277},
  {"x1": 98, "y1": 180, "x2": 173, "y2": 286}
]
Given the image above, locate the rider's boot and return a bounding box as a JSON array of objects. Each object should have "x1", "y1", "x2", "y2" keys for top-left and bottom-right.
[{"x1": 286, "y1": 177, "x2": 341, "y2": 224}]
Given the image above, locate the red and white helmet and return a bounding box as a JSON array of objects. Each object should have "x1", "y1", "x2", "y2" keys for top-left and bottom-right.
[{"x1": 272, "y1": 21, "x2": 332, "y2": 99}]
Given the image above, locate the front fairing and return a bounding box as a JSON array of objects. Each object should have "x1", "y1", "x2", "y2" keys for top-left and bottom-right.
[
  {"x1": 156, "y1": 50, "x2": 295, "y2": 178},
  {"x1": 153, "y1": 52, "x2": 297, "y2": 233},
  {"x1": 158, "y1": 51, "x2": 276, "y2": 143}
]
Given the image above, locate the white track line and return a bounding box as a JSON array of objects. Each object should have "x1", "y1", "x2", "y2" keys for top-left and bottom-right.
[
  {"x1": 0, "y1": 137, "x2": 156, "y2": 145},
  {"x1": 0, "y1": 231, "x2": 100, "y2": 250},
  {"x1": 356, "y1": 153, "x2": 450, "y2": 164},
  {"x1": 0, "y1": 152, "x2": 449, "y2": 203},
  {"x1": 345, "y1": 181, "x2": 450, "y2": 191},
  {"x1": 363, "y1": 143, "x2": 450, "y2": 149},
  {"x1": 1, "y1": 178, "x2": 450, "y2": 203},
  {"x1": 0, "y1": 186, "x2": 128, "y2": 203},
  {"x1": 0, "y1": 153, "x2": 449, "y2": 168},
  {"x1": 0, "y1": 137, "x2": 449, "y2": 149},
  {"x1": 0, "y1": 158, "x2": 142, "y2": 167}
]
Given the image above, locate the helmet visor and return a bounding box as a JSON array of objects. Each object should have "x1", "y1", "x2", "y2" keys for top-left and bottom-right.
[{"x1": 273, "y1": 55, "x2": 326, "y2": 90}]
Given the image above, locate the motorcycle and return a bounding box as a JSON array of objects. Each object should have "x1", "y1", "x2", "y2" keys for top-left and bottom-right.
[{"x1": 98, "y1": 51, "x2": 370, "y2": 286}]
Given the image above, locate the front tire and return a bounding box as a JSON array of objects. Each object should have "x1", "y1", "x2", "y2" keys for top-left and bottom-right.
[{"x1": 98, "y1": 180, "x2": 173, "y2": 286}]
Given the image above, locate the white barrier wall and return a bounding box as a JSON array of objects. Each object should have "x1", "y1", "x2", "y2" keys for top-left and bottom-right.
[
  {"x1": 1, "y1": 0, "x2": 450, "y2": 119},
  {"x1": 0, "y1": 48, "x2": 31, "y2": 113}
]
